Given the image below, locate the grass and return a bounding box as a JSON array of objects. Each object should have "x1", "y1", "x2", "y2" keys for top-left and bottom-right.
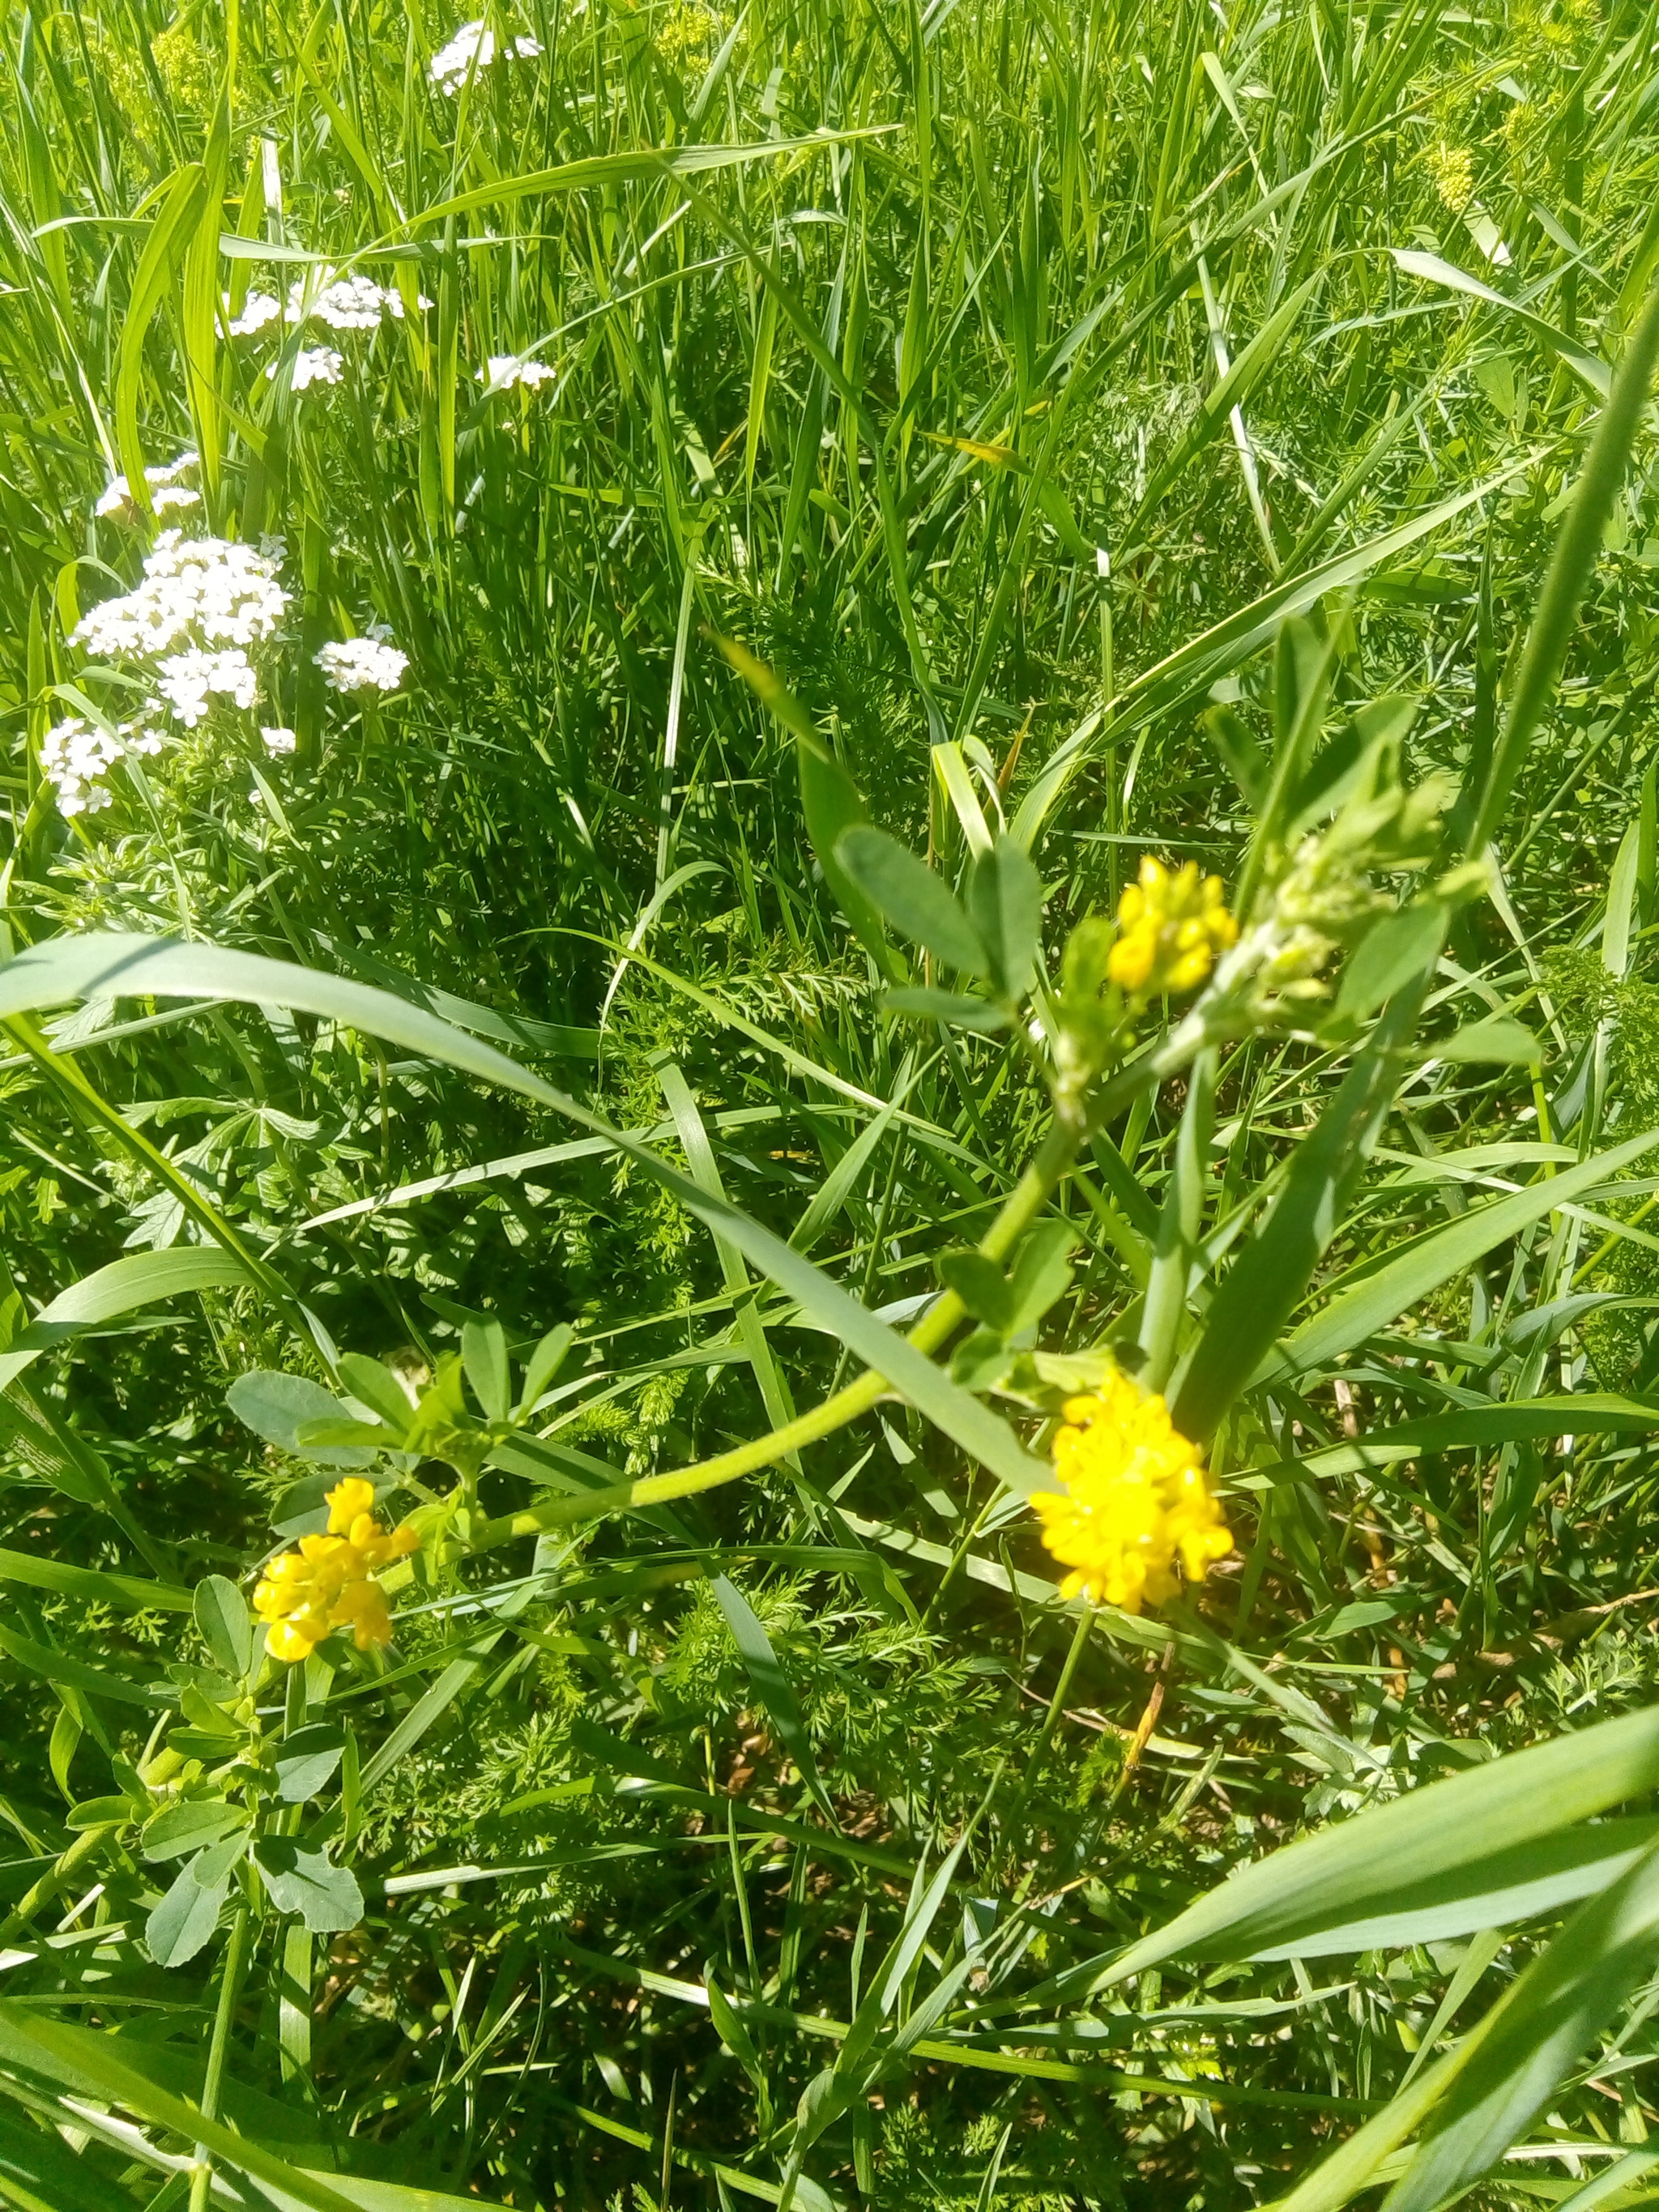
[{"x1": 4, "y1": 0, "x2": 1659, "y2": 2206}]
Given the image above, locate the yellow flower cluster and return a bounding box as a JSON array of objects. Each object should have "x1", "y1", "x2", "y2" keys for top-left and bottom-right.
[
  {"x1": 1426, "y1": 142, "x2": 1474, "y2": 212},
  {"x1": 1107, "y1": 858, "x2": 1238, "y2": 998},
  {"x1": 1030, "y1": 1376, "x2": 1232, "y2": 1613},
  {"x1": 254, "y1": 1479, "x2": 419, "y2": 1664}
]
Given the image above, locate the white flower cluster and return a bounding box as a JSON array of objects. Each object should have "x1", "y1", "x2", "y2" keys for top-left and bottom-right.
[
  {"x1": 262, "y1": 726, "x2": 298, "y2": 756},
  {"x1": 298, "y1": 273, "x2": 408, "y2": 330},
  {"x1": 267, "y1": 346, "x2": 345, "y2": 391},
  {"x1": 40, "y1": 715, "x2": 164, "y2": 817},
  {"x1": 95, "y1": 450, "x2": 201, "y2": 522},
  {"x1": 227, "y1": 291, "x2": 282, "y2": 336},
  {"x1": 478, "y1": 353, "x2": 556, "y2": 394},
  {"x1": 156, "y1": 646, "x2": 259, "y2": 727},
  {"x1": 430, "y1": 19, "x2": 541, "y2": 91},
  {"x1": 316, "y1": 637, "x2": 409, "y2": 693},
  {"x1": 75, "y1": 532, "x2": 289, "y2": 660}
]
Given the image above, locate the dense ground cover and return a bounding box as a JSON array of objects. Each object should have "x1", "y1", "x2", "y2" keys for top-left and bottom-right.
[{"x1": 6, "y1": 0, "x2": 1659, "y2": 2206}]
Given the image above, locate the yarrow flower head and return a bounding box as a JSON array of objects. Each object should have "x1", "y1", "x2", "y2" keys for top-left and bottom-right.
[
  {"x1": 316, "y1": 636, "x2": 408, "y2": 693},
  {"x1": 94, "y1": 450, "x2": 201, "y2": 522},
  {"x1": 38, "y1": 714, "x2": 166, "y2": 816},
  {"x1": 267, "y1": 346, "x2": 345, "y2": 391},
  {"x1": 74, "y1": 532, "x2": 288, "y2": 662},
  {"x1": 254, "y1": 1477, "x2": 420, "y2": 1664},
  {"x1": 430, "y1": 17, "x2": 542, "y2": 91},
  {"x1": 478, "y1": 352, "x2": 556, "y2": 394},
  {"x1": 156, "y1": 646, "x2": 258, "y2": 727},
  {"x1": 1107, "y1": 856, "x2": 1238, "y2": 999},
  {"x1": 226, "y1": 290, "x2": 282, "y2": 336},
  {"x1": 286, "y1": 271, "x2": 420, "y2": 331},
  {"x1": 1030, "y1": 1374, "x2": 1232, "y2": 1613},
  {"x1": 262, "y1": 726, "x2": 298, "y2": 756}
]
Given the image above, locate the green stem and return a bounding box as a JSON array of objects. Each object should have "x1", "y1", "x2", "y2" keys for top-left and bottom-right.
[
  {"x1": 188, "y1": 1905, "x2": 252, "y2": 2212},
  {"x1": 446, "y1": 989, "x2": 1244, "y2": 1566}
]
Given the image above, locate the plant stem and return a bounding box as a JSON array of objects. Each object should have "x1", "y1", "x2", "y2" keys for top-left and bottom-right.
[{"x1": 188, "y1": 1904, "x2": 252, "y2": 2212}]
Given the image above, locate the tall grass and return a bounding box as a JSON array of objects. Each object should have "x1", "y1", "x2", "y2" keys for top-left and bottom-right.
[{"x1": 4, "y1": 0, "x2": 1659, "y2": 2207}]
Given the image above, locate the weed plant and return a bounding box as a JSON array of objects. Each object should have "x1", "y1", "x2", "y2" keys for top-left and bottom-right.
[{"x1": 5, "y1": 0, "x2": 1659, "y2": 2208}]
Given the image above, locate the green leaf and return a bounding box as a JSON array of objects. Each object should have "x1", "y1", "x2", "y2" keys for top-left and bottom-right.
[
  {"x1": 1103, "y1": 1704, "x2": 1659, "y2": 1980},
  {"x1": 461, "y1": 1318, "x2": 510, "y2": 1424},
  {"x1": 710, "y1": 1575, "x2": 836, "y2": 1823},
  {"x1": 1007, "y1": 1222, "x2": 1077, "y2": 1336},
  {"x1": 964, "y1": 839, "x2": 1046, "y2": 1000},
  {"x1": 253, "y1": 1838, "x2": 365, "y2": 1933},
  {"x1": 142, "y1": 1798, "x2": 246, "y2": 1862},
  {"x1": 1259, "y1": 1122, "x2": 1659, "y2": 1391},
  {"x1": 0, "y1": 2004, "x2": 366, "y2": 2212},
  {"x1": 228, "y1": 1370, "x2": 374, "y2": 1469},
  {"x1": 880, "y1": 987, "x2": 1011, "y2": 1032},
  {"x1": 0, "y1": 1247, "x2": 254, "y2": 1396},
  {"x1": 194, "y1": 1574, "x2": 252, "y2": 1680},
  {"x1": 1331, "y1": 903, "x2": 1446, "y2": 1028},
  {"x1": 0, "y1": 1548, "x2": 190, "y2": 1615},
  {"x1": 836, "y1": 829, "x2": 992, "y2": 978},
  {"x1": 1431, "y1": 1013, "x2": 1543, "y2": 1064},
  {"x1": 146, "y1": 1835, "x2": 243, "y2": 1967},
  {"x1": 336, "y1": 1353, "x2": 416, "y2": 1434},
  {"x1": 1247, "y1": 1816, "x2": 1659, "y2": 1957},
  {"x1": 937, "y1": 1251, "x2": 1015, "y2": 1332},
  {"x1": 0, "y1": 2103, "x2": 139, "y2": 2212},
  {"x1": 0, "y1": 1623, "x2": 174, "y2": 1710},
  {"x1": 274, "y1": 1723, "x2": 347, "y2": 1804},
  {"x1": 1383, "y1": 1839, "x2": 1659, "y2": 2212}
]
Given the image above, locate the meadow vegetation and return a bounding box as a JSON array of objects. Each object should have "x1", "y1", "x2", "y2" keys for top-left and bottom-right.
[{"x1": 6, "y1": 0, "x2": 1659, "y2": 2206}]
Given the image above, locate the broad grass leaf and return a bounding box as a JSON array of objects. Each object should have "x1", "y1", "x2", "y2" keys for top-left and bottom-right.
[
  {"x1": 254, "y1": 1838, "x2": 365, "y2": 1933},
  {"x1": 228, "y1": 1370, "x2": 374, "y2": 1469},
  {"x1": 0, "y1": 1548, "x2": 190, "y2": 1614},
  {"x1": 193, "y1": 1574, "x2": 252, "y2": 1679},
  {"x1": 837, "y1": 829, "x2": 992, "y2": 978},
  {"x1": 0, "y1": 2102, "x2": 138, "y2": 2212},
  {"x1": 1102, "y1": 1704, "x2": 1659, "y2": 1980},
  {"x1": 0, "y1": 2005, "x2": 364, "y2": 2212},
  {"x1": 1246, "y1": 1816, "x2": 1659, "y2": 1957},
  {"x1": 1392, "y1": 248, "x2": 1610, "y2": 398},
  {"x1": 1256, "y1": 1123, "x2": 1659, "y2": 1391},
  {"x1": 0, "y1": 1246, "x2": 254, "y2": 1395},
  {"x1": 0, "y1": 1622, "x2": 175, "y2": 1710},
  {"x1": 1382, "y1": 1839, "x2": 1659, "y2": 2212}
]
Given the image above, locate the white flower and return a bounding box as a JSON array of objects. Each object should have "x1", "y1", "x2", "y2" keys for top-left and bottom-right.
[
  {"x1": 262, "y1": 726, "x2": 299, "y2": 755},
  {"x1": 40, "y1": 715, "x2": 122, "y2": 814},
  {"x1": 478, "y1": 352, "x2": 556, "y2": 394},
  {"x1": 267, "y1": 347, "x2": 345, "y2": 391},
  {"x1": 316, "y1": 637, "x2": 408, "y2": 693},
  {"x1": 287, "y1": 271, "x2": 407, "y2": 331},
  {"x1": 94, "y1": 450, "x2": 202, "y2": 521},
  {"x1": 156, "y1": 646, "x2": 259, "y2": 727},
  {"x1": 227, "y1": 290, "x2": 282, "y2": 336},
  {"x1": 74, "y1": 533, "x2": 288, "y2": 663},
  {"x1": 430, "y1": 19, "x2": 541, "y2": 91}
]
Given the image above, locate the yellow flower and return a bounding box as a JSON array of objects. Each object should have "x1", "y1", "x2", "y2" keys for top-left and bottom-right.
[
  {"x1": 1426, "y1": 143, "x2": 1474, "y2": 213},
  {"x1": 1030, "y1": 1375, "x2": 1232, "y2": 1613},
  {"x1": 1107, "y1": 858, "x2": 1238, "y2": 999},
  {"x1": 253, "y1": 1478, "x2": 420, "y2": 1664}
]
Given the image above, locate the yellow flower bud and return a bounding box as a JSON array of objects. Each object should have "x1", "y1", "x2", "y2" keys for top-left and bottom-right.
[{"x1": 1106, "y1": 858, "x2": 1238, "y2": 1002}]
